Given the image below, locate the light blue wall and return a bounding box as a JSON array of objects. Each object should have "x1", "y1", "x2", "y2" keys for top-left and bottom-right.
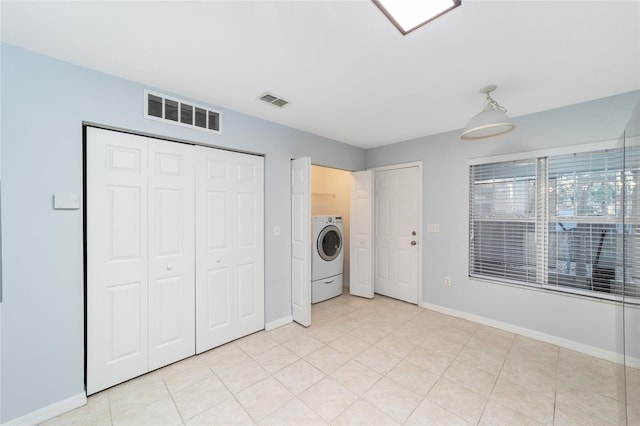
[
  {"x1": 366, "y1": 90, "x2": 640, "y2": 358},
  {"x1": 0, "y1": 43, "x2": 365, "y2": 423}
]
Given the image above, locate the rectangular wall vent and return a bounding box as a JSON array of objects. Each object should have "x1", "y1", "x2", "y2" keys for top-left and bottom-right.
[
  {"x1": 144, "y1": 90, "x2": 221, "y2": 134},
  {"x1": 259, "y1": 92, "x2": 289, "y2": 108}
]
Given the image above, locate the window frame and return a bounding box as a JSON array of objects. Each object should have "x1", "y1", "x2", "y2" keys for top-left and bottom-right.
[{"x1": 468, "y1": 139, "x2": 640, "y2": 303}]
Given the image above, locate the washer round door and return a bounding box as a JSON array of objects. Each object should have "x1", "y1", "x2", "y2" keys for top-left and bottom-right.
[{"x1": 317, "y1": 225, "x2": 342, "y2": 261}]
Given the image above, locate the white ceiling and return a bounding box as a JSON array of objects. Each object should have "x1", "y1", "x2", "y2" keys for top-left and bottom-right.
[{"x1": 1, "y1": 0, "x2": 639, "y2": 148}]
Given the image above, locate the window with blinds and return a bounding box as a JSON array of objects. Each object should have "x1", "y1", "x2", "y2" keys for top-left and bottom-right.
[{"x1": 469, "y1": 145, "x2": 640, "y2": 301}]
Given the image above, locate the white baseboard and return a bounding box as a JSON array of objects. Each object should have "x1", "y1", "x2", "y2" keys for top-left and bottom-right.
[
  {"x1": 420, "y1": 301, "x2": 640, "y2": 366},
  {"x1": 3, "y1": 391, "x2": 86, "y2": 426},
  {"x1": 265, "y1": 315, "x2": 292, "y2": 331}
]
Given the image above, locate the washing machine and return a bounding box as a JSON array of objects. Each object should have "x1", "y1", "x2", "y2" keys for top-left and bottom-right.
[{"x1": 312, "y1": 215, "x2": 344, "y2": 303}]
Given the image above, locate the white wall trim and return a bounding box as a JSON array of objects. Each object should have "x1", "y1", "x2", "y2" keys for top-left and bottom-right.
[
  {"x1": 467, "y1": 139, "x2": 621, "y2": 166},
  {"x1": 2, "y1": 392, "x2": 86, "y2": 426},
  {"x1": 419, "y1": 301, "x2": 640, "y2": 367},
  {"x1": 265, "y1": 315, "x2": 292, "y2": 331}
]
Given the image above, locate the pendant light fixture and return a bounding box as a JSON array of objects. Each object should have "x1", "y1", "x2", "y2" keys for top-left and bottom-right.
[{"x1": 460, "y1": 85, "x2": 516, "y2": 140}]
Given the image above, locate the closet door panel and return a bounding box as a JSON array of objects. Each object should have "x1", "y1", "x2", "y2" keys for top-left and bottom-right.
[
  {"x1": 196, "y1": 147, "x2": 235, "y2": 352},
  {"x1": 148, "y1": 140, "x2": 195, "y2": 370},
  {"x1": 234, "y1": 156, "x2": 264, "y2": 337},
  {"x1": 87, "y1": 128, "x2": 149, "y2": 395},
  {"x1": 196, "y1": 147, "x2": 264, "y2": 353}
]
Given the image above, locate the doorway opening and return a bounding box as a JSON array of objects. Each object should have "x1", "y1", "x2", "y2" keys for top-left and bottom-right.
[{"x1": 311, "y1": 165, "x2": 351, "y2": 291}]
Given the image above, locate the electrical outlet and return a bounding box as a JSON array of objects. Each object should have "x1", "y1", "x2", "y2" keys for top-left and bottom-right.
[{"x1": 444, "y1": 276, "x2": 452, "y2": 286}]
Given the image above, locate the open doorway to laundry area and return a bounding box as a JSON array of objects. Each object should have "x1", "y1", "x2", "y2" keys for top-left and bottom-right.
[
  {"x1": 311, "y1": 164, "x2": 351, "y2": 294},
  {"x1": 292, "y1": 159, "x2": 423, "y2": 327}
]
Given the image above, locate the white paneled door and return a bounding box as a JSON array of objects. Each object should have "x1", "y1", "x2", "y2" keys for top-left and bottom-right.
[
  {"x1": 374, "y1": 166, "x2": 420, "y2": 304},
  {"x1": 87, "y1": 128, "x2": 151, "y2": 394},
  {"x1": 88, "y1": 127, "x2": 264, "y2": 393},
  {"x1": 147, "y1": 140, "x2": 195, "y2": 370},
  {"x1": 291, "y1": 157, "x2": 311, "y2": 327},
  {"x1": 195, "y1": 147, "x2": 264, "y2": 353},
  {"x1": 349, "y1": 170, "x2": 373, "y2": 298}
]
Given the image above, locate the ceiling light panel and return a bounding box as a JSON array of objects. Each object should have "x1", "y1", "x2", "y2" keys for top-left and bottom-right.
[{"x1": 373, "y1": 0, "x2": 461, "y2": 35}]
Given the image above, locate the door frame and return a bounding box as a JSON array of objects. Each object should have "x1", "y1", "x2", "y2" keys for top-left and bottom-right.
[{"x1": 370, "y1": 161, "x2": 423, "y2": 305}]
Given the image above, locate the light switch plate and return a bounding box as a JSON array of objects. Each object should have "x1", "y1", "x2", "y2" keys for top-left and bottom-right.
[
  {"x1": 53, "y1": 193, "x2": 81, "y2": 210},
  {"x1": 427, "y1": 223, "x2": 440, "y2": 233}
]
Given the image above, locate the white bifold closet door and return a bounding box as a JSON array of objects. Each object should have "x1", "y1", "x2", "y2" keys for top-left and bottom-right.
[
  {"x1": 87, "y1": 128, "x2": 195, "y2": 394},
  {"x1": 87, "y1": 128, "x2": 264, "y2": 394},
  {"x1": 195, "y1": 147, "x2": 264, "y2": 353}
]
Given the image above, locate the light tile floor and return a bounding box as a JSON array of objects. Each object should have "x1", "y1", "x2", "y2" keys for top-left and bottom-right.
[{"x1": 43, "y1": 293, "x2": 631, "y2": 425}]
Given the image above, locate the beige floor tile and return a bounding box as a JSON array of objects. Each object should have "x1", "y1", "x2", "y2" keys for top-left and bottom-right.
[
  {"x1": 111, "y1": 396, "x2": 181, "y2": 426},
  {"x1": 42, "y1": 393, "x2": 111, "y2": 426},
  {"x1": 506, "y1": 346, "x2": 558, "y2": 380},
  {"x1": 510, "y1": 335, "x2": 559, "y2": 364},
  {"x1": 347, "y1": 305, "x2": 379, "y2": 323},
  {"x1": 366, "y1": 316, "x2": 403, "y2": 335},
  {"x1": 420, "y1": 331, "x2": 467, "y2": 358},
  {"x1": 253, "y1": 344, "x2": 300, "y2": 374},
  {"x1": 479, "y1": 400, "x2": 542, "y2": 426},
  {"x1": 391, "y1": 323, "x2": 427, "y2": 344},
  {"x1": 404, "y1": 345, "x2": 454, "y2": 375},
  {"x1": 236, "y1": 331, "x2": 280, "y2": 357},
  {"x1": 490, "y1": 377, "x2": 555, "y2": 424},
  {"x1": 362, "y1": 377, "x2": 422, "y2": 423},
  {"x1": 386, "y1": 359, "x2": 440, "y2": 397},
  {"x1": 330, "y1": 359, "x2": 382, "y2": 395},
  {"x1": 455, "y1": 344, "x2": 507, "y2": 376},
  {"x1": 273, "y1": 359, "x2": 326, "y2": 395},
  {"x1": 331, "y1": 399, "x2": 398, "y2": 426},
  {"x1": 282, "y1": 334, "x2": 325, "y2": 357},
  {"x1": 266, "y1": 322, "x2": 308, "y2": 344},
  {"x1": 159, "y1": 357, "x2": 215, "y2": 394},
  {"x1": 444, "y1": 358, "x2": 498, "y2": 397},
  {"x1": 349, "y1": 323, "x2": 388, "y2": 344},
  {"x1": 470, "y1": 325, "x2": 516, "y2": 354},
  {"x1": 306, "y1": 324, "x2": 346, "y2": 344},
  {"x1": 107, "y1": 373, "x2": 169, "y2": 416},
  {"x1": 197, "y1": 342, "x2": 250, "y2": 374},
  {"x1": 172, "y1": 375, "x2": 231, "y2": 421},
  {"x1": 186, "y1": 397, "x2": 255, "y2": 426},
  {"x1": 374, "y1": 334, "x2": 418, "y2": 358},
  {"x1": 236, "y1": 376, "x2": 295, "y2": 422},
  {"x1": 499, "y1": 357, "x2": 555, "y2": 396},
  {"x1": 556, "y1": 380, "x2": 626, "y2": 425},
  {"x1": 258, "y1": 398, "x2": 326, "y2": 426},
  {"x1": 304, "y1": 345, "x2": 349, "y2": 374},
  {"x1": 355, "y1": 346, "x2": 401, "y2": 375},
  {"x1": 299, "y1": 377, "x2": 357, "y2": 422},
  {"x1": 217, "y1": 358, "x2": 269, "y2": 394},
  {"x1": 426, "y1": 377, "x2": 488, "y2": 425},
  {"x1": 322, "y1": 300, "x2": 357, "y2": 316},
  {"x1": 311, "y1": 306, "x2": 336, "y2": 323},
  {"x1": 329, "y1": 334, "x2": 370, "y2": 358},
  {"x1": 405, "y1": 399, "x2": 472, "y2": 426},
  {"x1": 557, "y1": 351, "x2": 619, "y2": 400},
  {"x1": 554, "y1": 401, "x2": 620, "y2": 426},
  {"x1": 47, "y1": 294, "x2": 638, "y2": 426},
  {"x1": 329, "y1": 316, "x2": 364, "y2": 333}
]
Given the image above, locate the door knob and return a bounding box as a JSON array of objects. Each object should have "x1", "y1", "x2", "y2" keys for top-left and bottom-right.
[
  {"x1": 166, "y1": 265, "x2": 173, "y2": 271},
  {"x1": 412, "y1": 231, "x2": 417, "y2": 236},
  {"x1": 411, "y1": 240, "x2": 417, "y2": 246}
]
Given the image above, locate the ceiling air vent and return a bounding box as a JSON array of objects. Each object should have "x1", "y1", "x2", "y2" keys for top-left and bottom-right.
[
  {"x1": 144, "y1": 89, "x2": 221, "y2": 134},
  {"x1": 259, "y1": 92, "x2": 289, "y2": 108}
]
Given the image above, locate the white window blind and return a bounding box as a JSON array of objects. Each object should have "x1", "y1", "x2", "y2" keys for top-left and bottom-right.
[
  {"x1": 469, "y1": 145, "x2": 640, "y2": 301},
  {"x1": 469, "y1": 160, "x2": 538, "y2": 285}
]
